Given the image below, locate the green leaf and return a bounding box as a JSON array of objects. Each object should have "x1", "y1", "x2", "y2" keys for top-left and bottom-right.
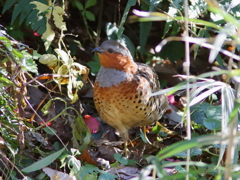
[
  {"x1": 162, "y1": 20, "x2": 173, "y2": 38},
  {"x1": 21, "y1": 50, "x2": 38, "y2": 73},
  {"x1": 114, "y1": 153, "x2": 128, "y2": 165},
  {"x1": 149, "y1": 0, "x2": 161, "y2": 11},
  {"x1": 33, "y1": 50, "x2": 42, "y2": 59},
  {"x1": 139, "y1": 128, "x2": 148, "y2": 143},
  {"x1": 170, "y1": 21, "x2": 181, "y2": 36},
  {"x1": 84, "y1": 10, "x2": 95, "y2": 21},
  {"x1": 11, "y1": 0, "x2": 28, "y2": 24},
  {"x1": 190, "y1": 102, "x2": 210, "y2": 124},
  {"x1": 85, "y1": 0, "x2": 97, "y2": 9},
  {"x1": 117, "y1": 0, "x2": 137, "y2": 38},
  {"x1": 26, "y1": 9, "x2": 38, "y2": 25},
  {"x1": 2, "y1": 0, "x2": 17, "y2": 13},
  {"x1": 0, "y1": 77, "x2": 14, "y2": 86},
  {"x1": 119, "y1": 34, "x2": 135, "y2": 58},
  {"x1": 43, "y1": 127, "x2": 57, "y2": 135},
  {"x1": 84, "y1": 174, "x2": 97, "y2": 180},
  {"x1": 152, "y1": 124, "x2": 162, "y2": 133},
  {"x1": 22, "y1": 147, "x2": 65, "y2": 173},
  {"x1": 99, "y1": 173, "x2": 117, "y2": 180},
  {"x1": 74, "y1": 1, "x2": 84, "y2": 11},
  {"x1": 12, "y1": 49, "x2": 23, "y2": 58},
  {"x1": 157, "y1": 134, "x2": 225, "y2": 160},
  {"x1": 140, "y1": 21, "x2": 152, "y2": 57},
  {"x1": 70, "y1": 113, "x2": 91, "y2": 151},
  {"x1": 19, "y1": 3, "x2": 35, "y2": 24},
  {"x1": 216, "y1": 54, "x2": 226, "y2": 69},
  {"x1": 26, "y1": 58, "x2": 38, "y2": 73},
  {"x1": 191, "y1": 110, "x2": 205, "y2": 125},
  {"x1": 203, "y1": 118, "x2": 221, "y2": 131},
  {"x1": 159, "y1": 41, "x2": 185, "y2": 62},
  {"x1": 158, "y1": 131, "x2": 168, "y2": 137},
  {"x1": 175, "y1": 147, "x2": 202, "y2": 157},
  {"x1": 0, "y1": 36, "x2": 12, "y2": 51},
  {"x1": 139, "y1": 2, "x2": 152, "y2": 57},
  {"x1": 86, "y1": 55, "x2": 100, "y2": 76},
  {"x1": 53, "y1": 142, "x2": 61, "y2": 150},
  {"x1": 171, "y1": 0, "x2": 183, "y2": 9},
  {"x1": 32, "y1": 18, "x2": 46, "y2": 32},
  {"x1": 206, "y1": 106, "x2": 222, "y2": 120},
  {"x1": 190, "y1": 147, "x2": 203, "y2": 156},
  {"x1": 36, "y1": 20, "x2": 47, "y2": 35},
  {"x1": 194, "y1": 29, "x2": 205, "y2": 59},
  {"x1": 79, "y1": 164, "x2": 99, "y2": 179}
]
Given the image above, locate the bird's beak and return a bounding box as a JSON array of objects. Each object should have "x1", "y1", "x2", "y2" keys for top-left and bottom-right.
[{"x1": 92, "y1": 47, "x2": 104, "y2": 53}]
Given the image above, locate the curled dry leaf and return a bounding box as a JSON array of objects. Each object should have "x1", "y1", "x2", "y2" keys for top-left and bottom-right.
[
  {"x1": 55, "y1": 49, "x2": 72, "y2": 65},
  {"x1": 39, "y1": 48, "x2": 89, "y2": 103},
  {"x1": 39, "y1": 54, "x2": 59, "y2": 70},
  {"x1": 71, "y1": 62, "x2": 89, "y2": 82},
  {"x1": 53, "y1": 6, "x2": 67, "y2": 31}
]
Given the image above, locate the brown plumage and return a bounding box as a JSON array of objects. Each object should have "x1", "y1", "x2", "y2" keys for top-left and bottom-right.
[{"x1": 92, "y1": 40, "x2": 168, "y2": 145}]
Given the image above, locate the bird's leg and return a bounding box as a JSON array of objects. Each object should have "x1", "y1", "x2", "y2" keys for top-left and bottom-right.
[
  {"x1": 142, "y1": 126, "x2": 152, "y2": 145},
  {"x1": 123, "y1": 141, "x2": 130, "y2": 157},
  {"x1": 119, "y1": 130, "x2": 132, "y2": 156}
]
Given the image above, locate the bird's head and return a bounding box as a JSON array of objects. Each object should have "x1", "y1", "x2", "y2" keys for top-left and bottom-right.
[{"x1": 92, "y1": 40, "x2": 137, "y2": 73}]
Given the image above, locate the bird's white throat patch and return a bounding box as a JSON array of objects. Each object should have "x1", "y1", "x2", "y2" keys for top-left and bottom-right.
[{"x1": 96, "y1": 67, "x2": 133, "y2": 87}]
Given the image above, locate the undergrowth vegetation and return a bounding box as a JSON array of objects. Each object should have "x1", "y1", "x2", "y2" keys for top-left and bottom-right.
[{"x1": 0, "y1": 0, "x2": 240, "y2": 179}]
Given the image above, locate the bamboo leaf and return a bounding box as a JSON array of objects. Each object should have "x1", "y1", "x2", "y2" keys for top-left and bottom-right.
[
  {"x1": 209, "y1": 32, "x2": 227, "y2": 63},
  {"x1": 157, "y1": 134, "x2": 227, "y2": 160},
  {"x1": 140, "y1": 2, "x2": 152, "y2": 57},
  {"x1": 117, "y1": 0, "x2": 136, "y2": 38},
  {"x1": 190, "y1": 86, "x2": 222, "y2": 106},
  {"x1": 22, "y1": 147, "x2": 66, "y2": 173}
]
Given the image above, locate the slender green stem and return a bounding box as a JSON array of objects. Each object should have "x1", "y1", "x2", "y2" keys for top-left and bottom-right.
[{"x1": 183, "y1": 0, "x2": 191, "y2": 180}]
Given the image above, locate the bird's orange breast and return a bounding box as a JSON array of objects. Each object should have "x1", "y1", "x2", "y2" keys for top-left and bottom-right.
[{"x1": 98, "y1": 52, "x2": 137, "y2": 73}]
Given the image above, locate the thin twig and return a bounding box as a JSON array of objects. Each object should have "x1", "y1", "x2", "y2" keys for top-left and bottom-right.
[
  {"x1": 87, "y1": 77, "x2": 94, "y2": 88},
  {"x1": 29, "y1": 84, "x2": 58, "y2": 122},
  {"x1": 0, "y1": 151, "x2": 28, "y2": 180},
  {"x1": 224, "y1": 47, "x2": 239, "y2": 179},
  {"x1": 183, "y1": 0, "x2": 191, "y2": 179},
  {"x1": 96, "y1": 0, "x2": 103, "y2": 46}
]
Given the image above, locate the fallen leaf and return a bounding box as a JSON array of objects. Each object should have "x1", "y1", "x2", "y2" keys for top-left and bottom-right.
[
  {"x1": 43, "y1": 167, "x2": 76, "y2": 180},
  {"x1": 77, "y1": 149, "x2": 98, "y2": 166}
]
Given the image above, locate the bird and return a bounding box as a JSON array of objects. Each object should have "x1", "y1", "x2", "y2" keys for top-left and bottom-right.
[{"x1": 92, "y1": 40, "x2": 169, "y2": 150}]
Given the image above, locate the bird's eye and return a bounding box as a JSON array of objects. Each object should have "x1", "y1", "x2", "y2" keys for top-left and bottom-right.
[{"x1": 108, "y1": 48, "x2": 113, "y2": 53}]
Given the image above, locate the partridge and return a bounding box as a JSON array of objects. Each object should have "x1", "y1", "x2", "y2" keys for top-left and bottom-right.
[{"x1": 92, "y1": 40, "x2": 168, "y2": 147}]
